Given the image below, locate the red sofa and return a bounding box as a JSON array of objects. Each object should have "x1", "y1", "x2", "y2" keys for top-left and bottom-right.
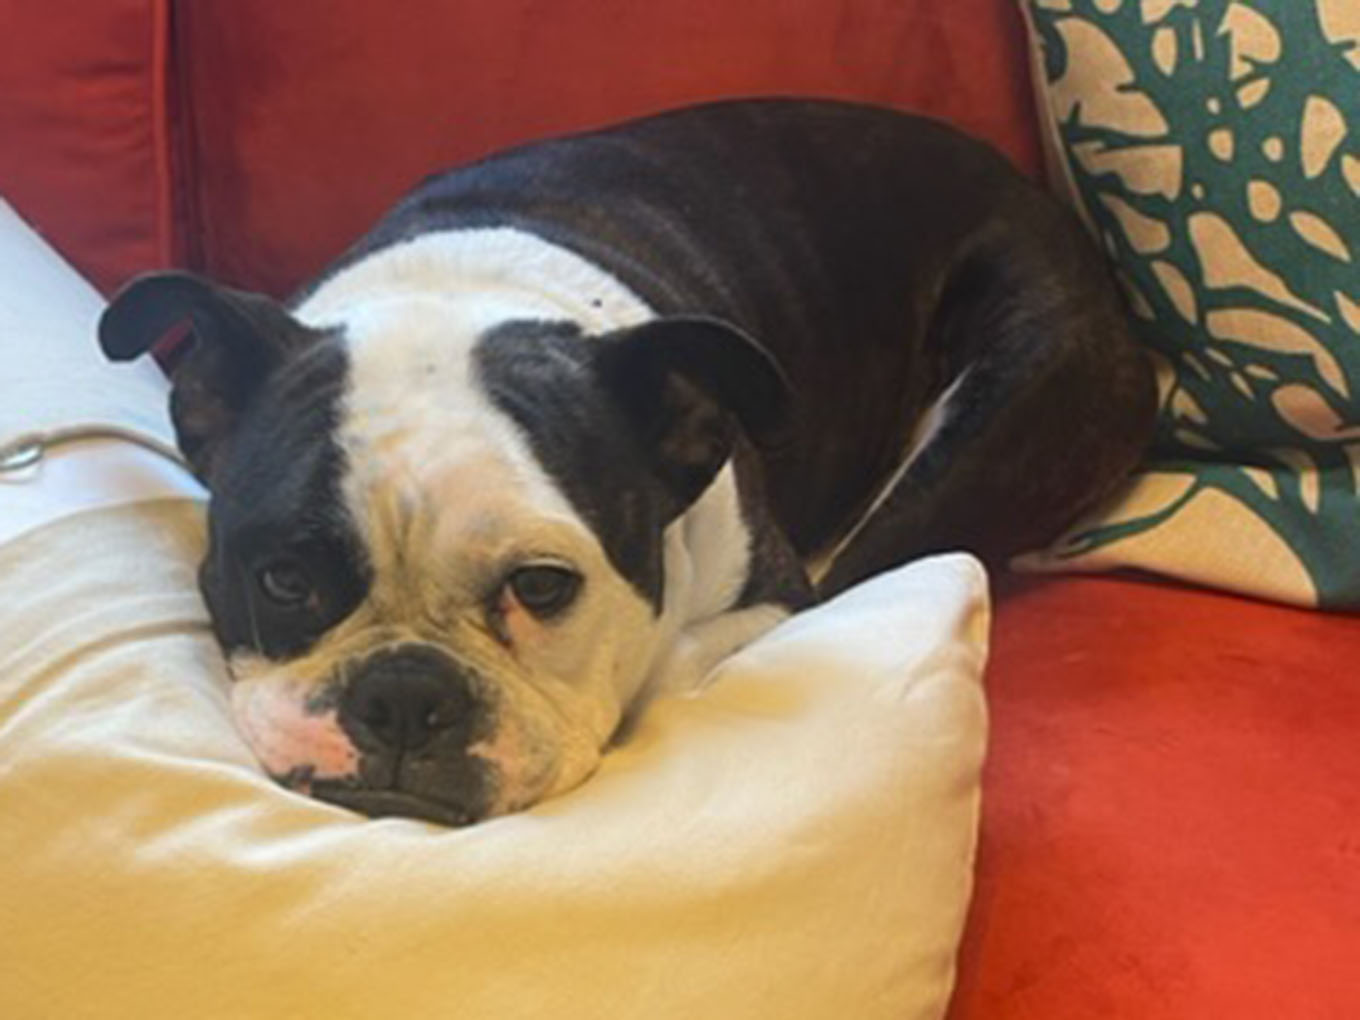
[{"x1": 3, "y1": 2, "x2": 1357, "y2": 1015}]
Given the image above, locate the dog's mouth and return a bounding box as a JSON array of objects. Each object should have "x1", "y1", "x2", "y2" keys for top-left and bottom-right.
[{"x1": 310, "y1": 779, "x2": 478, "y2": 828}]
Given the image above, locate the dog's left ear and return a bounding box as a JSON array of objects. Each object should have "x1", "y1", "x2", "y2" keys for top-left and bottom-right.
[
  {"x1": 592, "y1": 316, "x2": 791, "y2": 516},
  {"x1": 99, "y1": 271, "x2": 324, "y2": 483}
]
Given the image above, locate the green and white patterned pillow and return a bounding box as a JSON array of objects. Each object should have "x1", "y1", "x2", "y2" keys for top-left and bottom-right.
[{"x1": 1016, "y1": 0, "x2": 1359, "y2": 608}]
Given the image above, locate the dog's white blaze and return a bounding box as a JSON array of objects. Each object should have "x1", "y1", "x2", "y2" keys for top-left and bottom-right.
[
  {"x1": 808, "y1": 367, "x2": 972, "y2": 583},
  {"x1": 297, "y1": 227, "x2": 654, "y2": 336},
  {"x1": 258, "y1": 227, "x2": 781, "y2": 816}
]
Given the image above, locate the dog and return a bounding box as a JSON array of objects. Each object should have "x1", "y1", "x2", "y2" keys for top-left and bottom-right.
[{"x1": 99, "y1": 99, "x2": 1156, "y2": 827}]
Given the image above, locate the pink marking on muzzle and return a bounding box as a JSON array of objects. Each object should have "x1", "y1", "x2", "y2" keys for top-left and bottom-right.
[{"x1": 231, "y1": 681, "x2": 360, "y2": 787}]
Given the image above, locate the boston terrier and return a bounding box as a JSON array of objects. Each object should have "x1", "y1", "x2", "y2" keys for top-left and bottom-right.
[{"x1": 99, "y1": 99, "x2": 1156, "y2": 827}]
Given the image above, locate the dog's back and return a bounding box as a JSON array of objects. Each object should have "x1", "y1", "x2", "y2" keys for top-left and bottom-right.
[{"x1": 309, "y1": 99, "x2": 1154, "y2": 590}]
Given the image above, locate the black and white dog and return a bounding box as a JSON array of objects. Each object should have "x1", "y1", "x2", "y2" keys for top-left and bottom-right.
[{"x1": 100, "y1": 100, "x2": 1155, "y2": 826}]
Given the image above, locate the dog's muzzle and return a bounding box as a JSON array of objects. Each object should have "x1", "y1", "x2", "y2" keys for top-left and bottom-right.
[{"x1": 306, "y1": 644, "x2": 495, "y2": 826}]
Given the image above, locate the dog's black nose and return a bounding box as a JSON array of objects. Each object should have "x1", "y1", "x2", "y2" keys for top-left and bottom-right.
[{"x1": 341, "y1": 645, "x2": 474, "y2": 752}]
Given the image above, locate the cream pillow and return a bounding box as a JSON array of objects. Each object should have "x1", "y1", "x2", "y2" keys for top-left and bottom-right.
[
  {"x1": 0, "y1": 193, "x2": 991, "y2": 1020},
  {"x1": 0, "y1": 505, "x2": 989, "y2": 1020}
]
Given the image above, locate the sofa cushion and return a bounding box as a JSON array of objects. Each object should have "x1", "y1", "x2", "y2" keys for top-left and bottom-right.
[
  {"x1": 174, "y1": 0, "x2": 1043, "y2": 297},
  {"x1": 0, "y1": 0, "x2": 174, "y2": 293},
  {"x1": 1016, "y1": 0, "x2": 1360, "y2": 608},
  {"x1": 951, "y1": 572, "x2": 1360, "y2": 1019}
]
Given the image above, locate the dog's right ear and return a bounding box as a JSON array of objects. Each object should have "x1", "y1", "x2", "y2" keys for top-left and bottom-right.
[
  {"x1": 99, "y1": 271, "x2": 324, "y2": 484},
  {"x1": 591, "y1": 316, "x2": 792, "y2": 519}
]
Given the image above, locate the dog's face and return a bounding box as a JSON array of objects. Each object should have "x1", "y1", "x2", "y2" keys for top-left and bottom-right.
[{"x1": 99, "y1": 272, "x2": 787, "y2": 826}]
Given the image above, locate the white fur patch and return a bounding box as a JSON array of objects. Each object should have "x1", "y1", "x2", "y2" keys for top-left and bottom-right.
[{"x1": 638, "y1": 462, "x2": 787, "y2": 698}]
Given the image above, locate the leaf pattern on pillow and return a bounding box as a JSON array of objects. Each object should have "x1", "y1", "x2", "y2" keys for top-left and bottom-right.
[{"x1": 1021, "y1": 0, "x2": 1360, "y2": 607}]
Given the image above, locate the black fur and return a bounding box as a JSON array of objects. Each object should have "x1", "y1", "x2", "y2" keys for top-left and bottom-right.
[
  {"x1": 473, "y1": 317, "x2": 812, "y2": 612},
  {"x1": 472, "y1": 318, "x2": 674, "y2": 610},
  {"x1": 319, "y1": 98, "x2": 1154, "y2": 593},
  {"x1": 99, "y1": 271, "x2": 328, "y2": 482},
  {"x1": 99, "y1": 271, "x2": 374, "y2": 659},
  {"x1": 198, "y1": 337, "x2": 372, "y2": 658}
]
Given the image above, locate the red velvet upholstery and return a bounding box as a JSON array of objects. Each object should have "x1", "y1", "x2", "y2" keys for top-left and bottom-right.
[
  {"x1": 173, "y1": 0, "x2": 1041, "y2": 297},
  {"x1": 0, "y1": 0, "x2": 174, "y2": 294},
  {"x1": 954, "y1": 575, "x2": 1360, "y2": 1019}
]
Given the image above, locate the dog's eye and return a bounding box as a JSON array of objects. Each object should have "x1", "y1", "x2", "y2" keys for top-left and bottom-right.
[
  {"x1": 257, "y1": 560, "x2": 315, "y2": 609},
  {"x1": 507, "y1": 564, "x2": 581, "y2": 618}
]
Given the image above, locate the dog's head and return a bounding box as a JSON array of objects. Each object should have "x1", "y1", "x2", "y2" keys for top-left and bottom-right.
[{"x1": 99, "y1": 271, "x2": 787, "y2": 826}]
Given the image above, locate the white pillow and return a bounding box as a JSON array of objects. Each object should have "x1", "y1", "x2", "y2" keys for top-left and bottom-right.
[
  {"x1": 0, "y1": 504, "x2": 988, "y2": 1020},
  {"x1": 0, "y1": 198, "x2": 203, "y2": 544},
  {"x1": 0, "y1": 193, "x2": 990, "y2": 1020}
]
